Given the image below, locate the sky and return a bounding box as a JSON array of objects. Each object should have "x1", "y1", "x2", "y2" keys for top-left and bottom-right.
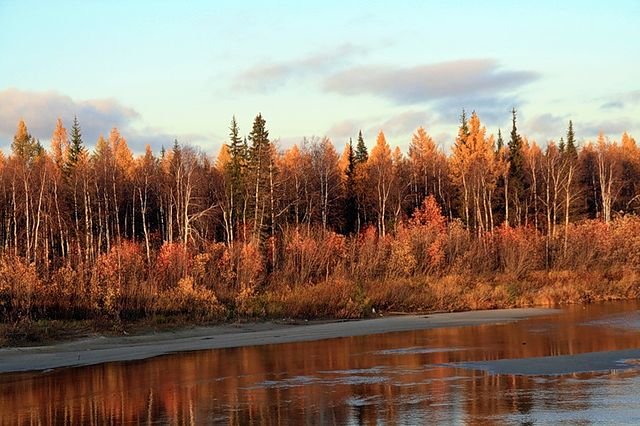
[{"x1": 0, "y1": 0, "x2": 638, "y2": 155}]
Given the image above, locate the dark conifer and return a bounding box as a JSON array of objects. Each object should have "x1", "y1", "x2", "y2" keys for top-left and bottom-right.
[{"x1": 354, "y1": 130, "x2": 368, "y2": 163}]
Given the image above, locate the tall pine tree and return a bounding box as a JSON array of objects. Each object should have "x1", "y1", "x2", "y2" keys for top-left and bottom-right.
[
  {"x1": 496, "y1": 128, "x2": 504, "y2": 151},
  {"x1": 354, "y1": 130, "x2": 368, "y2": 163},
  {"x1": 507, "y1": 108, "x2": 525, "y2": 225},
  {"x1": 343, "y1": 138, "x2": 358, "y2": 234},
  {"x1": 227, "y1": 116, "x2": 247, "y2": 194},
  {"x1": 248, "y1": 113, "x2": 272, "y2": 240},
  {"x1": 66, "y1": 115, "x2": 86, "y2": 174},
  {"x1": 566, "y1": 120, "x2": 578, "y2": 160}
]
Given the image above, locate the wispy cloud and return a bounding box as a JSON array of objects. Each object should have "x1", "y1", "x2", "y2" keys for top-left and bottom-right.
[
  {"x1": 326, "y1": 110, "x2": 437, "y2": 147},
  {"x1": 434, "y1": 95, "x2": 523, "y2": 126},
  {"x1": 326, "y1": 119, "x2": 362, "y2": 140},
  {"x1": 0, "y1": 88, "x2": 138, "y2": 144},
  {"x1": 323, "y1": 59, "x2": 539, "y2": 105},
  {"x1": 581, "y1": 119, "x2": 633, "y2": 138},
  {"x1": 524, "y1": 113, "x2": 569, "y2": 141},
  {"x1": 600, "y1": 90, "x2": 640, "y2": 110},
  {"x1": 0, "y1": 88, "x2": 208, "y2": 153},
  {"x1": 233, "y1": 44, "x2": 368, "y2": 92},
  {"x1": 366, "y1": 110, "x2": 434, "y2": 138}
]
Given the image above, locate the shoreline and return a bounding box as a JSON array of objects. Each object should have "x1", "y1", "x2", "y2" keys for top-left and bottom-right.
[{"x1": 0, "y1": 307, "x2": 558, "y2": 374}]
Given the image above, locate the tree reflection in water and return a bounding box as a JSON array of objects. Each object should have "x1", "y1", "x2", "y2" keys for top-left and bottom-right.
[{"x1": 1, "y1": 301, "x2": 640, "y2": 425}]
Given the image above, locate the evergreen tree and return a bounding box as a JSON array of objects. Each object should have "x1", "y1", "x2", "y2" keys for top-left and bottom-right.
[
  {"x1": 507, "y1": 108, "x2": 526, "y2": 222},
  {"x1": 508, "y1": 108, "x2": 524, "y2": 183},
  {"x1": 458, "y1": 109, "x2": 470, "y2": 144},
  {"x1": 354, "y1": 130, "x2": 368, "y2": 163},
  {"x1": 496, "y1": 129, "x2": 504, "y2": 152},
  {"x1": 343, "y1": 138, "x2": 358, "y2": 234},
  {"x1": 248, "y1": 113, "x2": 273, "y2": 240},
  {"x1": 223, "y1": 116, "x2": 247, "y2": 242},
  {"x1": 249, "y1": 113, "x2": 270, "y2": 159},
  {"x1": 227, "y1": 115, "x2": 246, "y2": 182},
  {"x1": 558, "y1": 137, "x2": 566, "y2": 154},
  {"x1": 566, "y1": 120, "x2": 578, "y2": 160},
  {"x1": 228, "y1": 116, "x2": 245, "y2": 158},
  {"x1": 494, "y1": 128, "x2": 508, "y2": 224},
  {"x1": 66, "y1": 115, "x2": 86, "y2": 173}
]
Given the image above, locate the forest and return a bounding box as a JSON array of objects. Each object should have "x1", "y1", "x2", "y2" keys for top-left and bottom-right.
[{"x1": 1, "y1": 110, "x2": 640, "y2": 340}]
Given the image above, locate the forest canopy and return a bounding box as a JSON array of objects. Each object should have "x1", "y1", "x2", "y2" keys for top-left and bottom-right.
[{"x1": 1, "y1": 111, "x2": 639, "y2": 327}]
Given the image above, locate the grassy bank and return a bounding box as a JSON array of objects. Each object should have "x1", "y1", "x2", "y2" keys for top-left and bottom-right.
[{"x1": 2, "y1": 268, "x2": 638, "y2": 347}]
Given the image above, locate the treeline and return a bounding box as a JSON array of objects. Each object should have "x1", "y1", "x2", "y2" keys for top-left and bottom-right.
[{"x1": 1, "y1": 110, "x2": 639, "y2": 326}]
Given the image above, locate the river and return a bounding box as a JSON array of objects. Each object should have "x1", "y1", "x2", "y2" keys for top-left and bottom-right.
[{"x1": 1, "y1": 301, "x2": 639, "y2": 424}]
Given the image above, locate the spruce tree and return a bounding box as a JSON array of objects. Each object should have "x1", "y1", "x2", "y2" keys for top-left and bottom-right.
[
  {"x1": 566, "y1": 120, "x2": 578, "y2": 160},
  {"x1": 228, "y1": 116, "x2": 244, "y2": 159},
  {"x1": 459, "y1": 109, "x2": 470, "y2": 143},
  {"x1": 66, "y1": 115, "x2": 86, "y2": 173},
  {"x1": 354, "y1": 130, "x2": 368, "y2": 163},
  {"x1": 507, "y1": 108, "x2": 526, "y2": 224},
  {"x1": 227, "y1": 115, "x2": 246, "y2": 182},
  {"x1": 558, "y1": 137, "x2": 566, "y2": 154},
  {"x1": 508, "y1": 109, "x2": 525, "y2": 188},
  {"x1": 248, "y1": 113, "x2": 272, "y2": 239},
  {"x1": 343, "y1": 138, "x2": 358, "y2": 234},
  {"x1": 496, "y1": 129, "x2": 504, "y2": 152},
  {"x1": 249, "y1": 113, "x2": 269, "y2": 158},
  {"x1": 226, "y1": 116, "x2": 246, "y2": 234}
]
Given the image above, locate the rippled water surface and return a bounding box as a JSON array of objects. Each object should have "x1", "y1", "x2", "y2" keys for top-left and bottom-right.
[{"x1": 2, "y1": 301, "x2": 640, "y2": 424}]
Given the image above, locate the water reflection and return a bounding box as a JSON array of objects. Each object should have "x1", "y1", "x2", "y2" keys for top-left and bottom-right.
[{"x1": 1, "y1": 301, "x2": 639, "y2": 424}]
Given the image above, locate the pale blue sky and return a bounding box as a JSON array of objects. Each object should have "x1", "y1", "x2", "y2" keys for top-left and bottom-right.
[{"x1": 0, "y1": 0, "x2": 638, "y2": 154}]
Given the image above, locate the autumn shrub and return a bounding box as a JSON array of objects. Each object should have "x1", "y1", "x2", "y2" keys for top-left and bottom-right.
[
  {"x1": 47, "y1": 265, "x2": 88, "y2": 318},
  {"x1": 556, "y1": 220, "x2": 613, "y2": 270},
  {"x1": 190, "y1": 242, "x2": 235, "y2": 299},
  {"x1": 387, "y1": 228, "x2": 417, "y2": 278},
  {"x1": 234, "y1": 242, "x2": 264, "y2": 293},
  {"x1": 450, "y1": 236, "x2": 496, "y2": 275},
  {"x1": 444, "y1": 219, "x2": 474, "y2": 271},
  {"x1": 0, "y1": 256, "x2": 41, "y2": 322},
  {"x1": 610, "y1": 216, "x2": 640, "y2": 269},
  {"x1": 494, "y1": 226, "x2": 544, "y2": 278},
  {"x1": 402, "y1": 196, "x2": 448, "y2": 276},
  {"x1": 154, "y1": 242, "x2": 192, "y2": 291},
  {"x1": 154, "y1": 277, "x2": 224, "y2": 321},
  {"x1": 348, "y1": 226, "x2": 391, "y2": 279},
  {"x1": 91, "y1": 241, "x2": 147, "y2": 319},
  {"x1": 278, "y1": 228, "x2": 346, "y2": 285}
]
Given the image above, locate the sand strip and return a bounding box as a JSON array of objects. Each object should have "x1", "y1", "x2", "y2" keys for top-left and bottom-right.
[{"x1": 0, "y1": 308, "x2": 557, "y2": 374}]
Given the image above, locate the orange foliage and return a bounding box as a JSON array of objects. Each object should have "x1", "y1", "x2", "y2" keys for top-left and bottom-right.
[
  {"x1": 409, "y1": 195, "x2": 446, "y2": 231},
  {"x1": 493, "y1": 226, "x2": 544, "y2": 278},
  {"x1": 280, "y1": 228, "x2": 345, "y2": 285},
  {"x1": 92, "y1": 241, "x2": 146, "y2": 317},
  {"x1": 154, "y1": 242, "x2": 192, "y2": 290}
]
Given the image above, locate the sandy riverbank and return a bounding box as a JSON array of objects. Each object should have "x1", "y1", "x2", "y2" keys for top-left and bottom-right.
[{"x1": 0, "y1": 308, "x2": 557, "y2": 374}]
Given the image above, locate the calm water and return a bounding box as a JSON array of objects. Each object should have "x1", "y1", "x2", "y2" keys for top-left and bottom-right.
[{"x1": 1, "y1": 301, "x2": 640, "y2": 425}]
